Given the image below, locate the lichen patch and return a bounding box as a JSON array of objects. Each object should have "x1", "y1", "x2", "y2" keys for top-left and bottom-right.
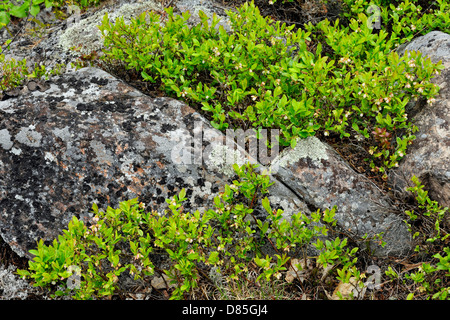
[
  {"x1": 206, "y1": 144, "x2": 247, "y2": 177},
  {"x1": 271, "y1": 136, "x2": 328, "y2": 169},
  {"x1": 15, "y1": 127, "x2": 42, "y2": 147},
  {"x1": 0, "y1": 129, "x2": 13, "y2": 150}
]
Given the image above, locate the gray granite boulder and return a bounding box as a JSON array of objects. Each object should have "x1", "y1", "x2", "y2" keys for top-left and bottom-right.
[
  {"x1": 391, "y1": 31, "x2": 450, "y2": 208},
  {"x1": 0, "y1": 67, "x2": 306, "y2": 258},
  {"x1": 269, "y1": 137, "x2": 412, "y2": 257}
]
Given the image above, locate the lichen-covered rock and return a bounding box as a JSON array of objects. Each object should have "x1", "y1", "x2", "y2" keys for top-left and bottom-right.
[
  {"x1": 0, "y1": 67, "x2": 306, "y2": 258},
  {"x1": 270, "y1": 136, "x2": 412, "y2": 257},
  {"x1": 391, "y1": 31, "x2": 450, "y2": 208},
  {"x1": 0, "y1": 265, "x2": 39, "y2": 300}
]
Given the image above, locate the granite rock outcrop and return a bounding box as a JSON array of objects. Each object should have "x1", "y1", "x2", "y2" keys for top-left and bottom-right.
[{"x1": 390, "y1": 31, "x2": 450, "y2": 209}]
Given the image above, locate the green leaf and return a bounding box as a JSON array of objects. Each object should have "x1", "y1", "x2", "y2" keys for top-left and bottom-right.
[
  {"x1": 180, "y1": 283, "x2": 190, "y2": 291},
  {"x1": 178, "y1": 188, "x2": 186, "y2": 201},
  {"x1": 0, "y1": 11, "x2": 10, "y2": 28},
  {"x1": 241, "y1": 78, "x2": 247, "y2": 91},
  {"x1": 279, "y1": 94, "x2": 288, "y2": 109},
  {"x1": 213, "y1": 196, "x2": 221, "y2": 208},
  {"x1": 274, "y1": 86, "x2": 283, "y2": 97},
  {"x1": 17, "y1": 269, "x2": 30, "y2": 277},
  {"x1": 208, "y1": 251, "x2": 219, "y2": 264},
  {"x1": 261, "y1": 197, "x2": 272, "y2": 214},
  {"x1": 187, "y1": 252, "x2": 199, "y2": 260},
  {"x1": 141, "y1": 71, "x2": 154, "y2": 82},
  {"x1": 258, "y1": 220, "x2": 269, "y2": 235},
  {"x1": 91, "y1": 202, "x2": 98, "y2": 214},
  {"x1": 290, "y1": 138, "x2": 297, "y2": 149},
  {"x1": 9, "y1": 2, "x2": 30, "y2": 18},
  {"x1": 385, "y1": 113, "x2": 392, "y2": 126},
  {"x1": 198, "y1": 10, "x2": 208, "y2": 21},
  {"x1": 30, "y1": 4, "x2": 40, "y2": 17}
]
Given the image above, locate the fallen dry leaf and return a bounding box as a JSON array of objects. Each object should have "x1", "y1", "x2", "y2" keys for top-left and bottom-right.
[
  {"x1": 285, "y1": 258, "x2": 312, "y2": 283},
  {"x1": 151, "y1": 273, "x2": 176, "y2": 290}
]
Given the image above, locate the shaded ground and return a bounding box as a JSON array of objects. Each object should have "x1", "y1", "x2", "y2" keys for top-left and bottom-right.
[{"x1": 0, "y1": 237, "x2": 28, "y2": 271}]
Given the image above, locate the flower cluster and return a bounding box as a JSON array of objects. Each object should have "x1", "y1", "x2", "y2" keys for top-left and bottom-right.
[{"x1": 339, "y1": 56, "x2": 352, "y2": 64}]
